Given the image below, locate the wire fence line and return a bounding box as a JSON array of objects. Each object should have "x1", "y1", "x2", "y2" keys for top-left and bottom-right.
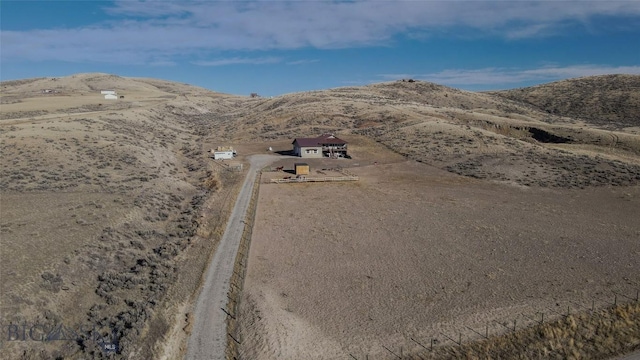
[
  {"x1": 347, "y1": 289, "x2": 639, "y2": 360},
  {"x1": 225, "y1": 170, "x2": 262, "y2": 360},
  {"x1": 271, "y1": 175, "x2": 359, "y2": 183}
]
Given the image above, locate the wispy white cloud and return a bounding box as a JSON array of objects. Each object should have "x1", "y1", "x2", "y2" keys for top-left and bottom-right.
[
  {"x1": 380, "y1": 65, "x2": 640, "y2": 87},
  {"x1": 2, "y1": 1, "x2": 640, "y2": 64},
  {"x1": 192, "y1": 57, "x2": 282, "y2": 66},
  {"x1": 286, "y1": 59, "x2": 320, "y2": 65},
  {"x1": 149, "y1": 59, "x2": 177, "y2": 67},
  {"x1": 520, "y1": 65, "x2": 640, "y2": 78},
  {"x1": 504, "y1": 23, "x2": 559, "y2": 39}
]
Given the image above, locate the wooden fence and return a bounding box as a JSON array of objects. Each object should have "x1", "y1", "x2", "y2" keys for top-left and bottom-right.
[{"x1": 270, "y1": 176, "x2": 359, "y2": 184}]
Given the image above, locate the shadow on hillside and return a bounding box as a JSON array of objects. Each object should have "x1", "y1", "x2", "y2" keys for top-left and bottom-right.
[{"x1": 529, "y1": 127, "x2": 572, "y2": 143}]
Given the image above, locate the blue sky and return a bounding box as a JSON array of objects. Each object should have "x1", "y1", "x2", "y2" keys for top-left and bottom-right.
[{"x1": 1, "y1": 1, "x2": 639, "y2": 96}]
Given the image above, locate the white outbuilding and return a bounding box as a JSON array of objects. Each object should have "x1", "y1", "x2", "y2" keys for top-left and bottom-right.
[
  {"x1": 213, "y1": 151, "x2": 234, "y2": 160},
  {"x1": 211, "y1": 146, "x2": 236, "y2": 160},
  {"x1": 101, "y1": 90, "x2": 116, "y2": 95},
  {"x1": 104, "y1": 94, "x2": 118, "y2": 100}
]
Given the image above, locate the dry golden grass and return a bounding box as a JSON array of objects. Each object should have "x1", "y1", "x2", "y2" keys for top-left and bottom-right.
[
  {"x1": 490, "y1": 74, "x2": 640, "y2": 131},
  {"x1": 423, "y1": 302, "x2": 640, "y2": 359},
  {"x1": 0, "y1": 73, "x2": 246, "y2": 359},
  {"x1": 204, "y1": 173, "x2": 222, "y2": 192},
  {"x1": 1, "y1": 73, "x2": 639, "y2": 359}
]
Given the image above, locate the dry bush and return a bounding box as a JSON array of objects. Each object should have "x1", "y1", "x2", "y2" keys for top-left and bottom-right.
[
  {"x1": 204, "y1": 172, "x2": 222, "y2": 192},
  {"x1": 419, "y1": 302, "x2": 640, "y2": 359}
]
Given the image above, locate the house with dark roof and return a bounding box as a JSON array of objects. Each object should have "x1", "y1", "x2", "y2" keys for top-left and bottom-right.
[{"x1": 292, "y1": 134, "x2": 348, "y2": 158}]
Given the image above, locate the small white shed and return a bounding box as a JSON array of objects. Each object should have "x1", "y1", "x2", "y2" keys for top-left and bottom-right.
[
  {"x1": 214, "y1": 151, "x2": 234, "y2": 160},
  {"x1": 101, "y1": 90, "x2": 116, "y2": 95},
  {"x1": 104, "y1": 94, "x2": 118, "y2": 100}
]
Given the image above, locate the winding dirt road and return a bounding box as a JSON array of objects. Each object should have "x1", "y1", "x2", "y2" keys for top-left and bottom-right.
[{"x1": 185, "y1": 154, "x2": 280, "y2": 360}]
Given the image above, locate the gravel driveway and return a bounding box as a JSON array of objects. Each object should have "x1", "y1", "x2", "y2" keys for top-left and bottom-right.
[{"x1": 186, "y1": 154, "x2": 282, "y2": 360}]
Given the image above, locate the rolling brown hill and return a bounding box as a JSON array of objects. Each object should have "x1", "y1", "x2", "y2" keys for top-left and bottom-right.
[
  {"x1": 489, "y1": 74, "x2": 640, "y2": 129},
  {"x1": 0, "y1": 73, "x2": 216, "y2": 97},
  {"x1": 196, "y1": 77, "x2": 640, "y2": 188},
  {"x1": 0, "y1": 73, "x2": 245, "y2": 360},
  {"x1": 1, "y1": 73, "x2": 639, "y2": 359},
  {"x1": 208, "y1": 80, "x2": 545, "y2": 141}
]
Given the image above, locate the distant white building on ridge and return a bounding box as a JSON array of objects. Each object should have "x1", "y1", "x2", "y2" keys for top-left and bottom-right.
[{"x1": 101, "y1": 89, "x2": 118, "y2": 100}]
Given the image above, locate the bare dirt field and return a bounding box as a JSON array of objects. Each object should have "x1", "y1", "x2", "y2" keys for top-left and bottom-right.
[{"x1": 239, "y1": 159, "x2": 640, "y2": 359}]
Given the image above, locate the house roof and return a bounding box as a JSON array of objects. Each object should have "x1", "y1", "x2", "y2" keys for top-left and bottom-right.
[
  {"x1": 292, "y1": 134, "x2": 347, "y2": 147},
  {"x1": 293, "y1": 137, "x2": 323, "y2": 147},
  {"x1": 316, "y1": 133, "x2": 347, "y2": 145}
]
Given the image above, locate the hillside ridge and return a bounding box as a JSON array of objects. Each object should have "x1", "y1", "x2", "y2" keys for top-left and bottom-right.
[{"x1": 489, "y1": 74, "x2": 640, "y2": 129}]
